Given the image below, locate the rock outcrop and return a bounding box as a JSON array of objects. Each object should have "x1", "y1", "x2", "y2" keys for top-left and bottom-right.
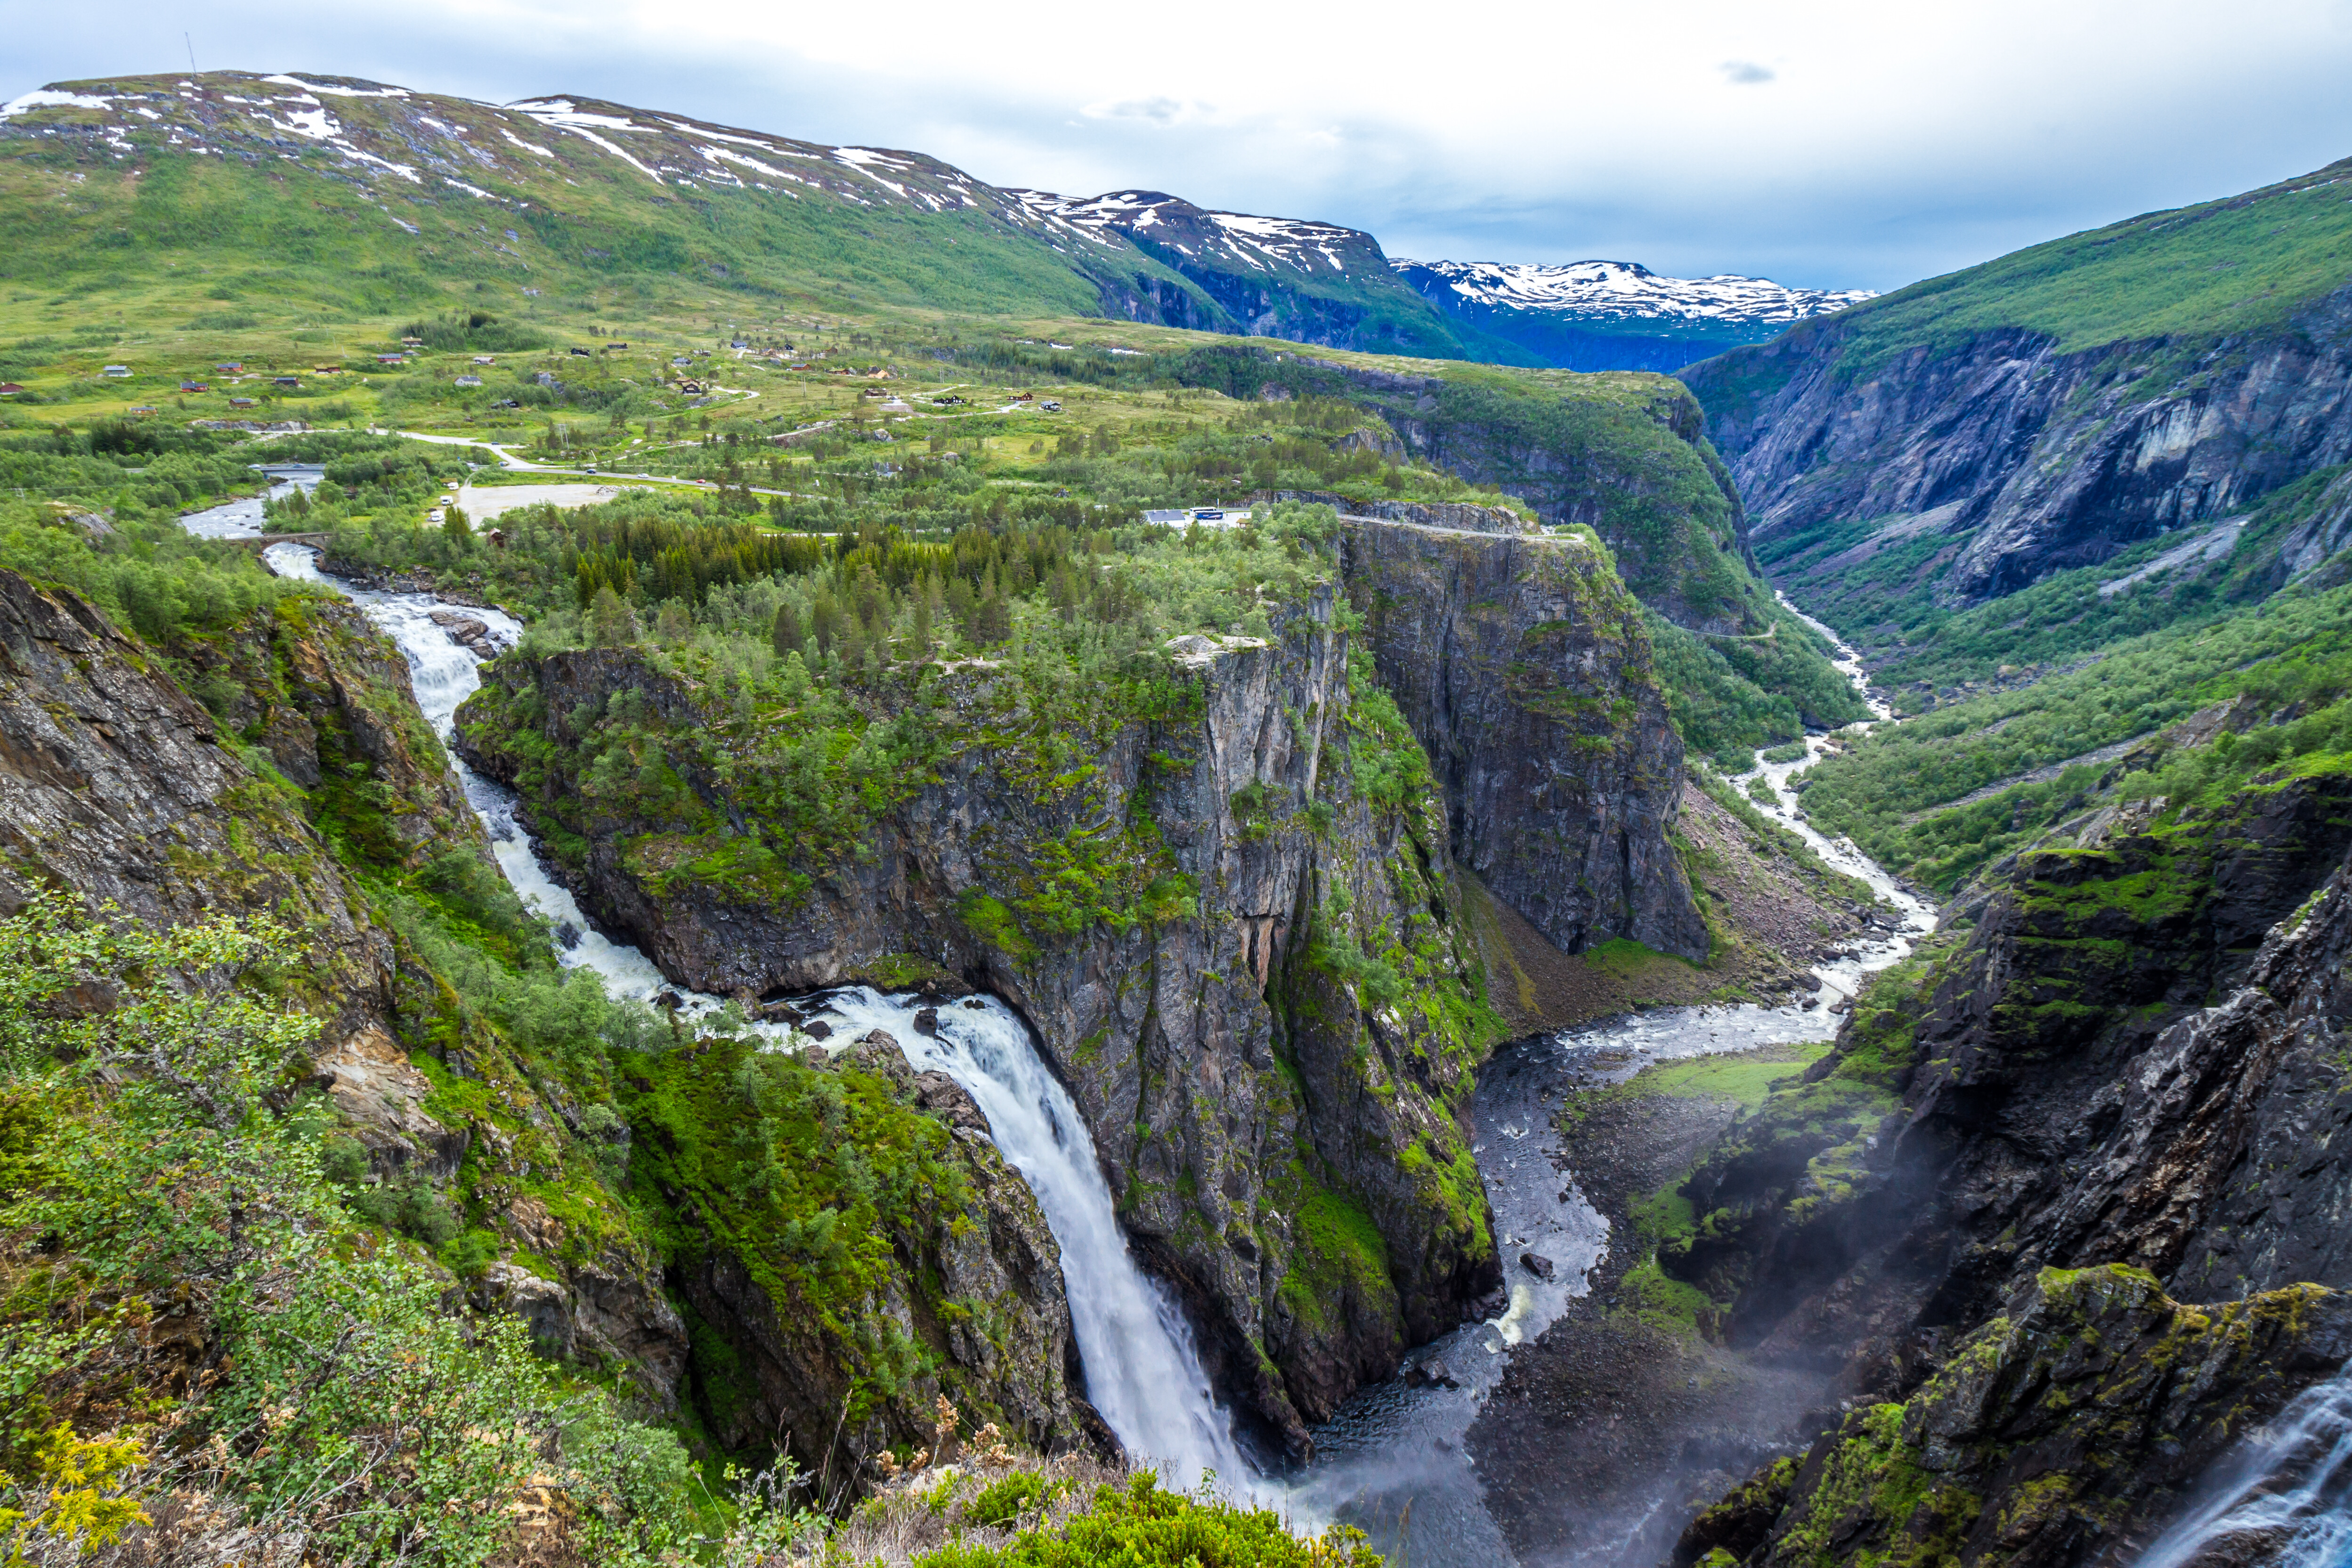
[
  {"x1": 456, "y1": 519, "x2": 1717, "y2": 1442},
  {"x1": 0, "y1": 571, "x2": 695, "y2": 1411},
  {"x1": 1673, "y1": 1266, "x2": 2352, "y2": 1568},
  {"x1": 1340, "y1": 519, "x2": 1707, "y2": 961},
  {"x1": 1273, "y1": 489, "x2": 1534, "y2": 536},
  {"x1": 0, "y1": 571, "x2": 391, "y2": 1026},
  {"x1": 1666, "y1": 765, "x2": 2352, "y2": 1365},
  {"x1": 639, "y1": 1028, "x2": 1095, "y2": 1480},
  {"x1": 1663, "y1": 763, "x2": 2352, "y2": 1562}
]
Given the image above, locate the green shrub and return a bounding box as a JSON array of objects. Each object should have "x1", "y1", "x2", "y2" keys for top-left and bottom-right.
[{"x1": 910, "y1": 1472, "x2": 1381, "y2": 1567}]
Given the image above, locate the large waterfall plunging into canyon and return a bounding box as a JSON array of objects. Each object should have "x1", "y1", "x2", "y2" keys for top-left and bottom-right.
[
  {"x1": 228, "y1": 496, "x2": 1938, "y2": 1566},
  {"x1": 193, "y1": 497, "x2": 1262, "y2": 1496}
]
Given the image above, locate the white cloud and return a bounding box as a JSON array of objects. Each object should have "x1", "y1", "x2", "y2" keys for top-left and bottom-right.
[
  {"x1": 1719, "y1": 60, "x2": 1775, "y2": 84},
  {"x1": 1084, "y1": 96, "x2": 1196, "y2": 125}
]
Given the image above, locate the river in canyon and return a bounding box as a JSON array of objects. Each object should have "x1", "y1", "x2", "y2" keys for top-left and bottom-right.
[
  {"x1": 187, "y1": 485, "x2": 1939, "y2": 1560},
  {"x1": 1293, "y1": 595, "x2": 1937, "y2": 1565}
]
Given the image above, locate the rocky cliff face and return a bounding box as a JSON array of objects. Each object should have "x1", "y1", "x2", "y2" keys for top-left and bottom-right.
[
  {"x1": 1663, "y1": 766, "x2": 2352, "y2": 1365},
  {"x1": 1674, "y1": 1265, "x2": 2352, "y2": 1568},
  {"x1": 0, "y1": 571, "x2": 391, "y2": 1026},
  {"x1": 460, "y1": 583, "x2": 1510, "y2": 1447},
  {"x1": 1339, "y1": 519, "x2": 1706, "y2": 961},
  {"x1": 0, "y1": 565, "x2": 1093, "y2": 1469},
  {"x1": 458, "y1": 530, "x2": 1696, "y2": 1446},
  {"x1": 0, "y1": 572, "x2": 679, "y2": 1414},
  {"x1": 1665, "y1": 764, "x2": 2352, "y2": 1561},
  {"x1": 1685, "y1": 284, "x2": 2352, "y2": 604},
  {"x1": 633, "y1": 1028, "x2": 1096, "y2": 1481}
]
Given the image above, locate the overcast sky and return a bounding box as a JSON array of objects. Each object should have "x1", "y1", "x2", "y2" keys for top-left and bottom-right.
[{"x1": 12, "y1": 0, "x2": 2352, "y2": 293}]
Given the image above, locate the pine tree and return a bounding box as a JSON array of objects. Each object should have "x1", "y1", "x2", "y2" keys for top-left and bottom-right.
[{"x1": 589, "y1": 585, "x2": 636, "y2": 646}]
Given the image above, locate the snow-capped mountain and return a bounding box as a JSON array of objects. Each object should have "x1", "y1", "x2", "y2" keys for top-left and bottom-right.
[
  {"x1": 1009, "y1": 191, "x2": 1392, "y2": 280},
  {"x1": 1387, "y1": 258, "x2": 1874, "y2": 371},
  {"x1": 0, "y1": 73, "x2": 1055, "y2": 222},
  {"x1": 1005, "y1": 189, "x2": 1472, "y2": 357},
  {"x1": 0, "y1": 69, "x2": 1870, "y2": 370},
  {"x1": 1392, "y1": 258, "x2": 1873, "y2": 328}
]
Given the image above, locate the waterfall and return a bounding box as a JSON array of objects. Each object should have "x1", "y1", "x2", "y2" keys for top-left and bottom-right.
[
  {"x1": 2133, "y1": 1369, "x2": 2352, "y2": 1568},
  {"x1": 249, "y1": 534, "x2": 1260, "y2": 1493},
  {"x1": 809, "y1": 988, "x2": 1259, "y2": 1493}
]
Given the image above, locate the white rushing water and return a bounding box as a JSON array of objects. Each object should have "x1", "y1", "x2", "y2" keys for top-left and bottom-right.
[
  {"x1": 802, "y1": 988, "x2": 1260, "y2": 1494},
  {"x1": 193, "y1": 493, "x2": 1262, "y2": 1497},
  {"x1": 1731, "y1": 593, "x2": 1938, "y2": 997},
  {"x1": 2133, "y1": 1373, "x2": 2352, "y2": 1568}
]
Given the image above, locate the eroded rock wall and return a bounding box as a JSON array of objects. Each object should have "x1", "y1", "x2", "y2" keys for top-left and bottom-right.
[
  {"x1": 1673, "y1": 1266, "x2": 2352, "y2": 1568},
  {"x1": 1666, "y1": 765, "x2": 2352, "y2": 1562},
  {"x1": 1686, "y1": 283, "x2": 2352, "y2": 602},
  {"x1": 1340, "y1": 519, "x2": 1706, "y2": 961}
]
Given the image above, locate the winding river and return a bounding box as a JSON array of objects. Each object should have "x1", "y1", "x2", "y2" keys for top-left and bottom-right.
[
  {"x1": 187, "y1": 486, "x2": 1939, "y2": 1554},
  {"x1": 1295, "y1": 594, "x2": 1937, "y2": 1565}
]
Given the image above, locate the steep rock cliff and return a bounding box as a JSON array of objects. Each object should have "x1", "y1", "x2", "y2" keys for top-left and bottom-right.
[
  {"x1": 627, "y1": 1027, "x2": 1094, "y2": 1480},
  {"x1": 1673, "y1": 1266, "x2": 2352, "y2": 1568},
  {"x1": 0, "y1": 571, "x2": 694, "y2": 1412},
  {"x1": 460, "y1": 580, "x2": 1525, "y2": 1447},
  {"x1": 1661, "y1": 765, "x2": 2352, "y2": 1365},
  {"x1": 0, "y1": 571, "x2": 390, "y2": 1026},
  {"x1": 1338, "y1": 519, "x2": 1707, "y2": 961},
  {"x1": 1685, "y1": 159, "x2": 2352, "y2": 608},
  {"x1": 1665, "y1": 762, "x2": 2352, "y2": 1561}
]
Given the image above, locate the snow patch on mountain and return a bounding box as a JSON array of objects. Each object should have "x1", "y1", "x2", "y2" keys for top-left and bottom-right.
[
  {"x1": 0, "y1": 89, "x2": 115, "y2": 118},
  {"x1": 1016, "y1": 190, "x2": 1382, "y2": 275},
  {"x1": 1393, "y1": 258, "x2": 1873, "y2": 326},
  {"x1": 259, "y1": 75, "x2": 410, "y2": 100}
]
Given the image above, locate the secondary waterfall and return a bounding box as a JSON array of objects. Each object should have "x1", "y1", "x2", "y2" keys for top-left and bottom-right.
[
  {"x1": 183, "y1": 494, "x2": 1259, "y2": 1495},
  {"x1": 2132, "y1": 1371, "x2": 2352, "y2": 1568}
]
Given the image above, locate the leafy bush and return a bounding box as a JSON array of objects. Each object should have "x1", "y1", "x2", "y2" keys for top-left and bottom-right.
[
  {"x1": 909, "y1": 1471, "x2": 1381, "y2": 1567},
  {"x1": 0, "y1": 895, "x2": 698, "y2": 1566}
]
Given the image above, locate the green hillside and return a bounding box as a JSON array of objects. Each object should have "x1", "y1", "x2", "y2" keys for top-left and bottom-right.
[
  {"x1": 1792, "y1": 155, "x2": 2352, "y2": 376},
  {"x1": 0, "y1": 70, "x2": 1860, "y2": 759},
  {"x1": 0, "y1": 72, "x2": 1218, "y2": 328}
]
